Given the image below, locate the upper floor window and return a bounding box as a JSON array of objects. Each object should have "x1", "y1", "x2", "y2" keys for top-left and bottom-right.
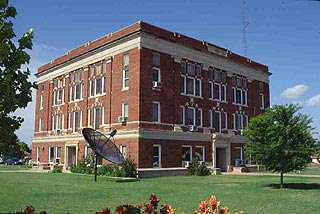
[
  {"x1": 73, "y1": 111, "x2": 79, "y2": 132},
  {"x1": 208, "y1": 68, "x2": 227, "y2": 102},
  {"x1": 40, "y1": 95, "x2": 44, "y2": 110},
  {"x1": 259, "y1": 93, "x2": 265, "y2": 110},
  {"x1": 70, "y1": 70, "x2": 84, "y2": 101},
  {"x1": 89, "y1": 63, "x2": 107, "y2": 97},
  {"x1": 214, "y1": 111, "x2": 221, "y2": 133},
  {"x1": 196, "y1": 108, "x2": 203, "y2": 127},
  {"x1": 152, "y1": 67, "x2": 161, "y2": 87},
  {"x1": 152, "y1": 52, "x2": 160, "y2": 67},
  {"x1": 187, "y1": 107, "x2": 195, "y2": 126},
  {"x1": 38, "y1": 118, "x2": 42, "y2": 132},
  {"x1": 208, "y1": 110, "x2": 212, "y2": 128},
  {"x1": 179, "y1": 106, "x2": 185, "y2": 125},
  {"x1": 122, "y1": 102, "x2": 129, "y2": 118},
  {"x1": 232, "y1": 113, "x2": 248, "y2": 131},
  {"x1": 232, "y1": 87, "x2": 247, "y2": 106},
  {"x1": 151, "y1": 101, "x2": 161, "y2": 123},
  {"x1": 123, "y1": 54, "x2": 129, "y2": 89},
  {"x1": 180, "y1": 61, "x2": 202, "y2": 97},
  {"x1": 52, "y1": 113, "x2": 63, "y2": 132},
  {"x1": 94, "y1": 108, "x2": 101, "y2": 130},
  {"x1": 53, "y1": 79, "x2": 64, "y2": 106}
]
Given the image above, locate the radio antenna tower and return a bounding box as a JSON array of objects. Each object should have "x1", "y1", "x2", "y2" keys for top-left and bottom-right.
[{"x1": 242, "y1": 0, "x2": 250, "y2": 58}]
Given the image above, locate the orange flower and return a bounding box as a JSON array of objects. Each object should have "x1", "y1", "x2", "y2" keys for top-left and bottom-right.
[
  {"x1": 219, "y1": 207, "x2": 230, "y2": 214},
  {"x1": 208, "y1": 195, "x2": 218, "y2": 207},
  {"x1": 199, "y1": 201, "x2": 207, "y2": 212}
]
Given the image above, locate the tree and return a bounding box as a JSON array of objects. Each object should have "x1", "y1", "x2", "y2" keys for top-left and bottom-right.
[
  {"x1": 244, "y1": 104, "x2": 317, "y2": 188},
  {"x1": 0, "y1": 0, "x2": 35, "y2": 156}
]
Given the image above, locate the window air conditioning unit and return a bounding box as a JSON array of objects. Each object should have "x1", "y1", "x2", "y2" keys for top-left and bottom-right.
[
  {"x1": 152, "y1": 81, "x2": 161, "y2": 88},
  {"x1": 117, "y1": 116, "x2": 128, "y2": 123},
  {"x1": 188, "y1": 125, "x2": 197, "y2": 132}
]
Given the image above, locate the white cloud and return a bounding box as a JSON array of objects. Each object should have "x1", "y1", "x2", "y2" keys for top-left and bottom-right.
[
  {"x1": 281, "y1": 84, "x2": 309, "y2": 100},
  {"x1": 306, "y1": 94, "x2": 320, "y2": 107}
]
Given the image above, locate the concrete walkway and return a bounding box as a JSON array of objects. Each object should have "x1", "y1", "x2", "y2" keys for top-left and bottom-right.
[{"x1": 223, "y1": 172, "x2": 320, "y2": 178}]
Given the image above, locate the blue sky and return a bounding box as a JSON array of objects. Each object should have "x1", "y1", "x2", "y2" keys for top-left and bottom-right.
[{"x1": 11, "y1": 0, "x2": 320, "y2": 145}]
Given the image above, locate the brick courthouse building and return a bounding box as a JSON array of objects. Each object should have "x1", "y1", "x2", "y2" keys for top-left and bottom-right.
[{"x1": 32, "y1": 21, "x2": 270, "y2": 171}]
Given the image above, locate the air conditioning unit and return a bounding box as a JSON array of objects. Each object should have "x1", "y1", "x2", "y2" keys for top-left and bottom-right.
[
  {"x1": 188, "y1": 125, "x2": 197, "y2": 132},
  {"x1": 152, "y1": 81, "x2": 161, "y2": 88},
  {"x1": 173, "y1": 125, "x2": 183, "y2": 132},
  {"x1": 117, "y1": 116, "x2": 128, "y2": 123}
]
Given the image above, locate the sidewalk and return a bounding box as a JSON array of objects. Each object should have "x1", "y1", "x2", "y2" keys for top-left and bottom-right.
[{"x1": 223, "y1": 171, "x2": 320, "y2": 178}]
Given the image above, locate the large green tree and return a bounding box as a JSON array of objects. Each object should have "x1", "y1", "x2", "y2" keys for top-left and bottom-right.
[
  {"x1": 0, "y1": 0, "x2": 35, "y2": 156},
  {"x1": 244, "y1": 104, "x2": 317, "y2": 188}
]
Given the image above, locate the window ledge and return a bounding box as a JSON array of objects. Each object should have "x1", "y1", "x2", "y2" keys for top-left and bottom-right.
[
  {"x1": 232, "y1": 103, "x2": 248, "y2": 107},
  {"x1": 122, "y1": 87, "x2": 129, "y2": 91},
  {"x1": 180, "y1": 93, "x2": 203, "y2": 99},
  {"x1": 89, "y1": 93, "x2": 106, "y2": 99},
  {"x1": 69, "y1": 99, "x2": 84, "y2": 103}
]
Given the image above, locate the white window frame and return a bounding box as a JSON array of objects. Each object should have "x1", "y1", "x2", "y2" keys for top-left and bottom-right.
[
  {"x1": 38, "y1": 118, "x2": 42, "y2": 132},
  {"x1": 36, "y1": 147, "x2": 40, "y2": 163},
  {"x1": 151, "y1": 101, "x2": 161, "y2": 123},
  {"x1": 55, "y1": 146, "x2": 62, "y2": 160},
  {"x1": 180, "y1": 74, "x2": 186, "y2": 94},
  {"x1": 223, "y1": 112, "x2": 228, "y2": 130},
  {"x1": 152, "y1": 67, "x2": 161, "y2": 84},
  {"x1": 73, "y1": 111, "x2": 79, "y2": 132},
  {"x1": 181, "y1": 75, "x2": 202, "y2": 97},
  {"x1": 198, "y1": 108, "x2": 203, "y2": 127},
  {"x1": 153, "y1": 144, "x2": 161, "y2": 168},
  {"x1": 187, "y1": 106, "x2": 196, "y2": 126},
  {"x1": 208, "y1": 110, "x2": 212, "y2": 128},
  {"x1": 259, "y1": 93, "x2": 265, "y2": 110},
  {"x1": 122, "y1": 69, "x2": 129, "y2": 90},
  {"x1": 87, "y1": 109, "x2": 91, "y2": 127},
  {"x1": 120, "y1": 145, "x2": 127, "y2": 159},
  {"x1": 122, "y1": 102, "x2": 129, "y2": 118},
  {"x1": 40, "y1": 95, "x2": 43, "y2": 110},
  {"x1": 93, "y1": 108, "x2": 101, "y2": 130},
  {"x1": 214, "y1": 111, "x2": 221, "y2": 133},
  {"x1": 48, "y1": 146, "x2": 54, "y2": 164},
  {"x1": 195, "y1": 146, "x2": 205, "y2": 162},
  {"x1": 233, "y1": 87, "x2": 248, "y2": 106},
  {"x1": 179, "y1": 106, "x2": 185, "y2": 125}
]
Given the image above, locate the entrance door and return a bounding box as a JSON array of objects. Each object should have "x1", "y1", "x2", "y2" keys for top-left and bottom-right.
[
  {"x1": 216, "y1": 148, "x2": 227, "y2": 171},
  {"x1": 66, "y1": 146, "x2": 76, "y2": 168}
]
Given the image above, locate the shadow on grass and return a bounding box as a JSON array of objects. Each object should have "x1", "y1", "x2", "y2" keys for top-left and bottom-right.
[{"x1": 265, "y1": 183, "x2": 320, "y2": 190}]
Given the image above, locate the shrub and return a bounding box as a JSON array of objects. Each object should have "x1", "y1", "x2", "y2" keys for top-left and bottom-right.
[
  {"x1": 70, "y1": 157, "x2": 92, "y2": 174},
  {"x1": 120, "y1": 158, "x2": 137, "y2": 178},
  {"x1": 188, "y1": 157, "x2": 211, "y2": 176},
  {"x1": 98, "y1": 165, "x2": 113, "y2": 176},
  {"x1": 51, "y1": 165, "x2": 62, "y2": 173}
]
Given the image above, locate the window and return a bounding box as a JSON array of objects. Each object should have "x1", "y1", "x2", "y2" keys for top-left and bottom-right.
[
  {"x1": 90, "y1": 77, "x2": 106, "y2": 97},
  {"x1": 181, "y1": 61, "x2": 187, "y2": 74},
  {"x1": 36, "y1": 147, "x2": 40, "y2": 162},
  {"x1": 195, "y1": 79, "x2": 201, "y2": 97},
  {"x1": 152, "y1": 67, "x2": 161, "y2": 84},
  {"x1": 40, "y1": 95, "x2": 43, "y2": 110},
  {"x1": 153, "y1": 145, "x2": 161, "y2": 168},
  {"x1": 182, "y1": 146, "x2": 192, "y2": 162},
  {"x1": 208, "y1": 110, "x2": 212, "y2": 128},
  {"x1": 196, "y1": 108, "x2": 203, "y2": 127},
  {"x1": 54, "y1": 88, "x2": 64, "y2": 105},
  {"x1": 56, "y1": 147, "x2": 62, "y2": 159},
  {"x1": 222, "y1": 112, "x2": 228, "y2": 130},
  {"x1": 208, "y1": 82, "x2": 213, "y2": 99},
  {"x1": 195, "y1": 146, "x2": 205, "y2": 162},
  {"x1": 151, "y1": 101, "x2": 160, "y2": 122},
  {"x1": 73, "y1": 112, "x2": 79, "y2": 132},
  {"x1": 56, "y1": 114, "x2": 63, "y2": 131},
  {"x1": 94, "y1": 108, "x2": 101, "y2": 130},
  {"x1": 232, "y1": 113, "x2": 248, "y2": 131},
  {"x1": 210, "y1": 82, "x2": 226, "y2": 101},
  {"x1": 38, "y1": 118, "x2": 42, "y2": 132},
  {"x1": 214, "y1": 111, "x2": 221, "y2": 133},
  {"x1": 179, "y1": 106, "x2": 185, "y2": 125},
  {"x1": 213, "y1": 83, "x2": 220, "y2": 100},
  {"x1": 122, "y1": 102, "x2": 129, "y2": 118},
  {"x1": 233, "y1": 87, "x2": 248, "y2": 105},
  {"x1": 68, "y1": 113, "x2": 71, "y2": 129},
  {"x1": 49, "y1": 147, "x2": 55, "y2": 163},
  {"x1": 180, "y1": 75, "x2": 186, "y2": 93},
  {"x1": 70, "y1": 70, "x2": 83, "y2": 101},
  {"x1": 187, "y1": 63, "x2": 195, "y2": 76},
  {"x1": 187, "y1": 107, "x2": 195, "y2": 126},
  {"x1": 120, "y1": 145, "x2": 127, "y2": 159},
  {"x1": 181, "y1": 75, "x2": 201, "y2": 97},
  {"x1": 259, "y1": 93, "x2": 264, "y2": 110},
  {"x1": 123, "y1": 54, "x2": 129, "y2": 89},
  {"x1": 152, "y1": 52, "x2": 160, "y2": 66}
]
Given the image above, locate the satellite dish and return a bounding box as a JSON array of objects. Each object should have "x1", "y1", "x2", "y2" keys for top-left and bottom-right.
[{"x1": 82, "y1": 128, "x2": 124, "y2": 182}]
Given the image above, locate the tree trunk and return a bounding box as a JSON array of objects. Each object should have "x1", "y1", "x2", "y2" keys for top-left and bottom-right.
[{"x1": 280, "y1": 172, "x2": 284, "y2": 189}]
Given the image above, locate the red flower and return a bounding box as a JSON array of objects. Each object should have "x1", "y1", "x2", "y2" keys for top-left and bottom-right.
[
  {"x1": 144, "y1": 203, "x2": 153, "y2": 213},
  {"x1": 149, "y1": 193, "x2": 160, "y2": 208},
  {"x1": 208, "y1": 195, "x2": 218, "y2": 207},
  {"x1": 199, "y1": 201, "x2": 207, "y2": 212},
  {"x1": 219, "y1": 207, "x2": 230, "y2": 214}
]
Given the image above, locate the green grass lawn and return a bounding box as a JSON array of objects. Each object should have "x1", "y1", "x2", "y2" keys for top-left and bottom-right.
[
  {"x1": 0, "y1": 172, "x2": 319, "y2": 214},
  {"x1": 0, "y1": 164, "x2": 31, "y2": 170}
]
